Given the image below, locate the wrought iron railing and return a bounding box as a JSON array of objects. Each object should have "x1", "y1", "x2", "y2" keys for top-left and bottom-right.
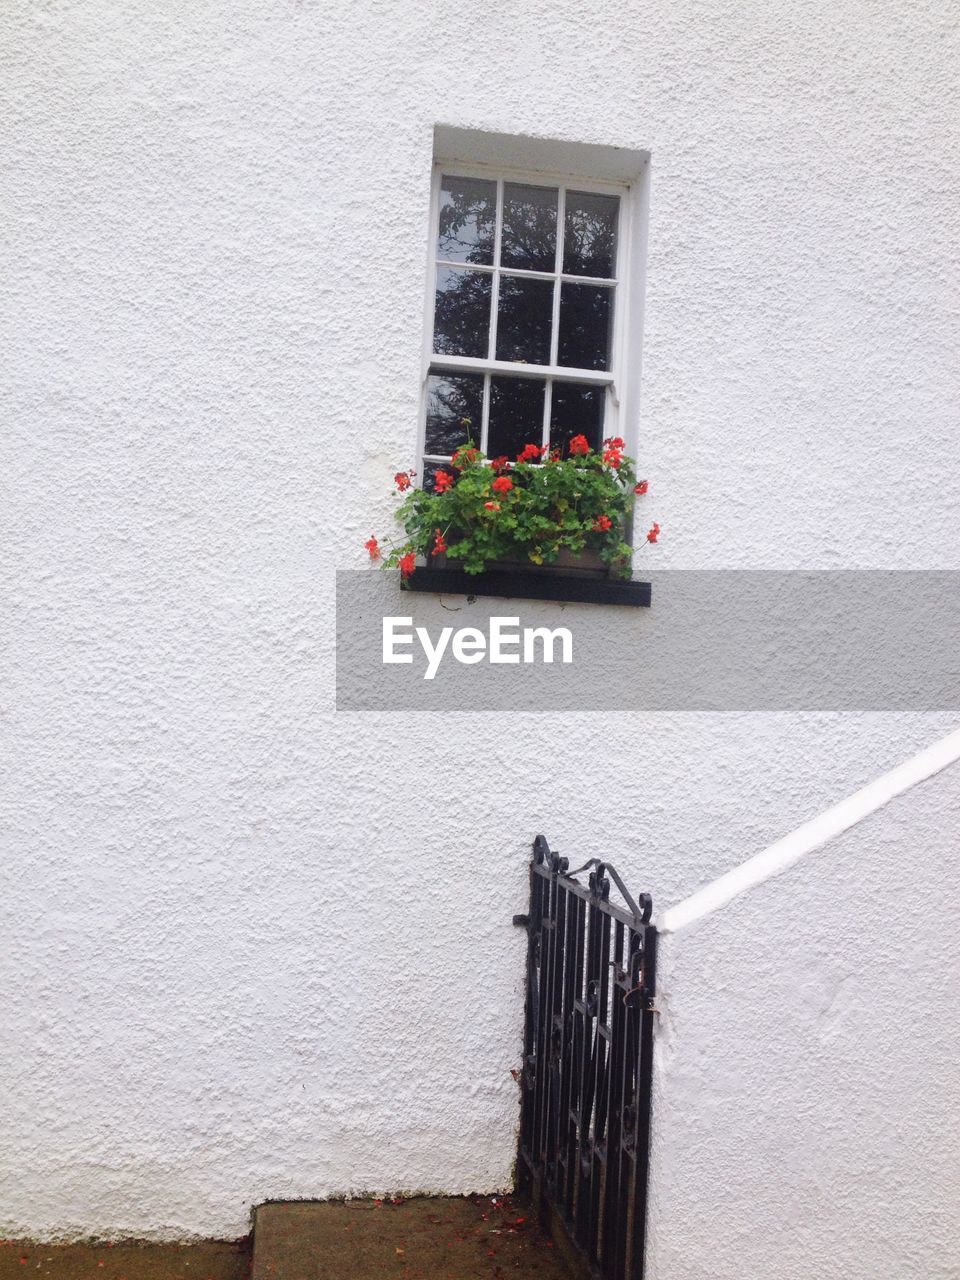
[{"x1": 515, "y1": 834, "x2": 657, "y2": 1280}]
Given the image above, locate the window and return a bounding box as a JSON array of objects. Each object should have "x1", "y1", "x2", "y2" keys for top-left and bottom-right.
[{"x1": 419, "y1": 165, "x2": 631, "y2": 488}]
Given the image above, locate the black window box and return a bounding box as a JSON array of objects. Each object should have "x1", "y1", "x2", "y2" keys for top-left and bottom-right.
[{"x1": 406, "y1": 566, "x2": 651, "y2": 608}]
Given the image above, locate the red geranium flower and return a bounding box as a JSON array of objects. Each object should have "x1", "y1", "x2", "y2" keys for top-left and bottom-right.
[
  {"x1": 484, "y1": 501, "x2": 501, "y2": 511},
  {"x1": 646, "y1": 522, "x2": 661, "y2": 544},
  {"x1": 490, "y1": 455, "x2": 510, "y2": 472},
  {"x1": 602, "y1": 439, "x2": 624, "y2": 467},
  {"x1": 634, "y1": 480, "x2": 649, "y2": 496},
  {"x1": 398, "y1": 551, "x2": 417, "y2": 579},
  {"x1": 364, "y1": 535, "x2": 381, "y2": 561},
  {"x1": 592, "y1": 514, "x2": 613, "y2": 532},
  {"x1": 432, "y1": 528, "x2": 447, "y2": 556},
  {"x1": 569, "y1": 435, "x2": 590, "y2": 456},
  {"x1": 492, "y1": 475, "x2": 513, "y2": 495},
  {"x1": 394, "y1": 470, "x2": 414, "y2": 492},
  {"x1": 517, "y1": 442, "x2": 544, "y2": 463},
  {"x1": 434, "y1": 469, "x2": 454, "y2": 493},
  {"x1": 452, "y1": 445, "x2": 480, "y2": 470}
]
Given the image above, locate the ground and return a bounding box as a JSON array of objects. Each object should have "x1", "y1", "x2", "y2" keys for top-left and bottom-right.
[
  {"x1": 1, "y1": 1196, "x2": 572, "y2": 1280},
  {"x1": 0, "y1": 1241, "x2": 249, "y2": 1280}
]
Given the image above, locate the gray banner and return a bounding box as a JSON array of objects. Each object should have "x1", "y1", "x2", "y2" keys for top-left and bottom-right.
[{"x1": 335, "y1": 570, "x2": 960, "y2": 711}]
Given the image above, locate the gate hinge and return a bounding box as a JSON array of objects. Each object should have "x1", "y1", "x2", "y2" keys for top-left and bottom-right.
[{"x1": 512, "y1": 914, "x2": 530, "y2": 928}]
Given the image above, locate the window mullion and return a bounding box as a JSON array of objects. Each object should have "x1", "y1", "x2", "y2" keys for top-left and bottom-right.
[
  {"x1": 489, "y1": 178, "x2": 504, "y2": 364},
  {"x1": 550, "y1": 187, "x2": 565, "y2": 369},
  {"x1": 480, "y1": 373, "x2": 491, "y2": 454}
]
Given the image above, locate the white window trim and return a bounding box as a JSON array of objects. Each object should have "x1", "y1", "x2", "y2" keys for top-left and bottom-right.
[{"x1": 417, "y1": 158, "x2": 644, "y2": 470}]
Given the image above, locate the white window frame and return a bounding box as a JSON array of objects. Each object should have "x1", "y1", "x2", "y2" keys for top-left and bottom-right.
[{"x1": 417, "y1": 160, "x2": 636, "y2": 471}]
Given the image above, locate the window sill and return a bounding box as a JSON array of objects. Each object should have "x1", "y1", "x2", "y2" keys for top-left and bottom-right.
[{"x1": 405, "y1": 566, "x2": 651, "y2": 608}]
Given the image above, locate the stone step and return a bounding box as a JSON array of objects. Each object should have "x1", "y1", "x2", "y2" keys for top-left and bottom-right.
[{"x1": 251, "y1": 1195, "x2": 573, "y2": 1280}]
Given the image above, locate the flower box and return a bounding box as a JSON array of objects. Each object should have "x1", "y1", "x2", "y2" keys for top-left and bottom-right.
[{"x1": 364, "y1": 435, "x2": 659, "y2": 607}]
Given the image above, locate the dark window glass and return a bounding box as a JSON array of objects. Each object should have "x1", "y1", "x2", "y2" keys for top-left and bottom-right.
[
  {"x1": 495, "y1": 275, "x2": 553, "y2": 365},
  {"x1": 557, "y1": 283, "x2": 613, "y2": 370},
  {"x1": 487, "y1": 377, "x2": 545, "y2": 458},
  {"x1": 424, "y1": 372, "x2": 484, "y2": 456},
  {"x1": 437, "y1": 175, "x2": 496, "y2": 264},
  {"x1": 549, "y1": 383, "x2": 605, "y2": 454},
  {"x1": 421, "y1": 461, "x2": 450, "y2": 494},
  {"x1": 563, "y1": 191, "x2": 619, "y2": 278},
  {"x1": 501, "y1": 183, "x2": 557, "y2": 272},
  {"x1": 433, "y1": 268, "x2": 492, "y2": 358}
]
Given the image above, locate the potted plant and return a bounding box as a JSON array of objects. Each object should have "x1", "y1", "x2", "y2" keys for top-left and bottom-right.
[{"x1": 364, "y1": 435, "x2": 659, "y2": 584}]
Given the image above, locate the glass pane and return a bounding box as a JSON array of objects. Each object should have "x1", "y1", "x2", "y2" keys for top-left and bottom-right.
[
  {"x1": 421, "y1": 461, "x2": 453, "y2": 494},
  {"x1": 433, "y1": 267, "x2": 492, "y2": 358},
  {"x1": 424, "y1": 372, "x2": 484, "y2": 456},
  {"x1": 495, "y1": 275, "x2": 553, "y2": 365},
  {"x1": 487, "y1": 377, "x2": 546, "y2": 459},
  {"x1": 557, "y1": 283, "x2": 613, "y2": 371},
  {"x1": 437, "y1": 175, "x2": 496, "y2": 264},
  {"x1": 549, "y1": 383, "x2": 605, "y2": 454},
  {"x1": 501, "y1": 183, "x2": 558, "y2": 273},
  {"x1": 563, "y1": 191, "x2": 619, "y2": 277}
]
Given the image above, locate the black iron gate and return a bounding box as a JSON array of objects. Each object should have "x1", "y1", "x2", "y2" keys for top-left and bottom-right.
[{"x1": 515, "y1": 835, "x2": 657, "y2": 1280}]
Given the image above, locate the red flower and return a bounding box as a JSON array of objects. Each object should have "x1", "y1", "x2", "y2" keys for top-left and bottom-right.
[
  {"x1": 646, "y1": 522, "x2": 661, "y2": 544},
  {"x1": 569, "y1": 435, "x2": 590, "y2": 456},
  {"x1": 432, "y1": 528, "x2": 448, "y2": 556},
  {"x1": 490, "y1": 455, "x2": 510, "y2": 472},
  {"x1": 517, "y1": 442, "x2": 544, "y2": 463},
  {"x1": 592, "y1": 514, "x2": 613, "y2": 532},
  {"x1": 484, "y1": 501, "x2": 501, "y2": 511},
  {"x1": 434, "y1": 469, "x2": 454, "y2": 493},
  {"x1": 602, "y1": 439, "x2": 624, "y2": 467},
  {"x1": 398, "y1": 551, "x2": 417, "y2": 579},
  {"x1": 364, "y1": 535, "x2": 381, "y2": 561},
  {"x1": 492, "y1": 475, "x2": 513, "y2": 495},
  {"x1": 634, "y1": 480, "x2": 649, "y2": 496},
  {"x1": 452, "y1": 445, "x2": 480, "y2": 470},
  {"x1": 394, "y1": 470, "x2": 414, "y2": 492}
]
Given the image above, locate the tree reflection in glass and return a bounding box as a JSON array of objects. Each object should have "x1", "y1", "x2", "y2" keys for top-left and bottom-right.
[
  {"x1": 433, "y1": 267, "x2": 492, "y2": 358},
  {"x1": 488, "y1": 377, "x2": 545, "y2": 457},
  {"x1": 501, "y1": 183, "x2": 558, "y2": 273},
  {"x1": 425, "y1": 373, "x2": 484, "y2": 455},
  {"x1": 437, "y1": 176, "x2": 496, "y2": 264},
  {"x1": 558, "y1": 283, "x2": 613, "y2": 370},
  {"x1": 496, "y1": 275, "x2": 553, "y2": 365},
  {"x1": 563, "y1": 191, "x2": 619, "y2": 278}
]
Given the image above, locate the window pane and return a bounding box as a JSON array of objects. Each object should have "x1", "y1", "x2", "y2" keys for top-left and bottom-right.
[
  {"x1": 425, "y1": 372, "x2": 484, "y2": 456},
  {"x1": 495, "y1": 275, "x2": 553, "y2": 365},
  {"x1": 501, "y1": 183, "x2": 558, "y2": 273},
  {"x1": 487, "y1": 377, "x2": 545, "y2": 458},
  {"x1": 433, "y1": 267, "x2": 492, "y2": 358},
  {"x1": 563, "y1": 191, "x2": 619, "y2": 278},
  {"x1": 549, "y1": 383, "x2": 605, "y2": 454},
  {"x1": 437, "y1": 175, "x2": 496, "y2": 264},
  {"x1": 557, "y1": 283, "x2": 613, "y2": 370}
]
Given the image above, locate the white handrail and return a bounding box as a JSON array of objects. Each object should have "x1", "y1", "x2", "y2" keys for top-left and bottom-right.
[{"x1": 659, "y1": 725, "x2": 960, "y2": 934}]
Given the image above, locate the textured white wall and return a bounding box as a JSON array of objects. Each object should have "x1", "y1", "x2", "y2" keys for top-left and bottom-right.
[
  {"x1": 647, "y1": 760, "x2": 960, "y2": 1280},
  {"x1": 2, "y1": 0, "x2": 959, "y2": 1244}
]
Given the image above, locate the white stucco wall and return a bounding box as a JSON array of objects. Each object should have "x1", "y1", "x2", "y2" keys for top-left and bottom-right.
[
  {"x1": 647, "y1": 759, "x2": 960, "y2": 1280},
  {"x1": 2, "y1": 0, "x2": 959, "y2": 1245}
]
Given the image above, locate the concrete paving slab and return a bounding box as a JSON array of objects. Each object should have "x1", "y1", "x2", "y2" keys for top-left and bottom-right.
[{"x1": 251, "y1": 1196, "x2": 572, "y2": 1280}]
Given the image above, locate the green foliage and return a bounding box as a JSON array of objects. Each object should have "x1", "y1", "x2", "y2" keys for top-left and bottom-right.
[{"x1": 374, "y1": 437, "x2": 649, "y2": 582}]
